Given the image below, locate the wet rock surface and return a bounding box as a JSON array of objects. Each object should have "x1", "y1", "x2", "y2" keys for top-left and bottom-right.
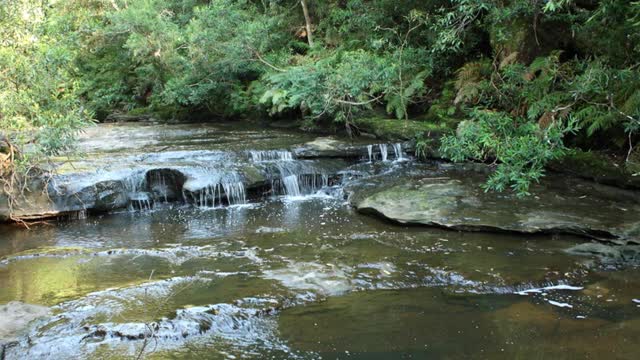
[
  {"x1": 352, "y1": 165, "x2": 640, "y2": 244},
  {"x1": 1, "y1": 123, "x2": 640, "y2": 359},
  {"x1": 0, "y1": 123, "x2": 413, "y2": 221},
  {"x1": 0, "y1": 301, "x2": 50, "y2": 342}
]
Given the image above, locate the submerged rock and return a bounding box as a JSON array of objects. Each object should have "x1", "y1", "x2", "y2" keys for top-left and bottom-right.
[
  {"x1": 566, "y1": 242, "x2": 640, "y2": 267},
  {"x1": 0, "y1": 302, "x2": 50, "y2": 342},
  {"x1": 352, "y1": 168, "x2": 640, "y2": 244}
]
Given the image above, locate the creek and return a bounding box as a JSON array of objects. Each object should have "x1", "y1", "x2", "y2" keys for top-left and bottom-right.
[{"x1": 0, "y1": 123, "x2": 639, "y2": 359}]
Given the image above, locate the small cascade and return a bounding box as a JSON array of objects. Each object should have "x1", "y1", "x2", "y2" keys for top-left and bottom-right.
[
  {"x1": 66, "y1": 209, "x2": 88, "y2": 220},
  {"x1": 269, "y1": 161, "x2": 329, "y2": 197},
  {"x1": 250, "y1": 149, "x2": 329, "y2": 198},
  {"x1": 186, "y1": 173, "x2": 247, "y2": 208},
  {"x1": 281, "y1": 175, "x2": 302, "y2": 197},
  {"x1": 195, "y1": 184, "x2": 224, "y2": 208},
  {"x1": 123, "y1": 173, "x2": 153, "y2": 211},
  {"x1": 128, "y1": 193, "x2": 153, "y2": 211},
  {"x1": 222, "y1": 181, "x2": 247, "y2": 205},
  {"x1": 149, "y1": 171, "x2": 170, "y2": 203},
  {"x1": 123, "y1": 173, "x2": 146, "y2": 194},
  {"x1": 272, "y1": 174, "x2": 328, "y2": 197},
  {"x1": 392, "y1": 143, "x2": 404, "y2": 161},
  {"x1": 379, "y1": 144, "x2": 388, "y2": 162},
  {"x1": 367, "y1": 143, "x2": 404, "y2": 163},
  {"x1": 248, "y1": 150, "x2": 293, "y2": 162}
]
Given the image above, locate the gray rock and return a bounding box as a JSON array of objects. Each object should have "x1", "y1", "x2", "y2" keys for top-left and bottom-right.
[
  {"x1": 566, "y1": 242, "x2": 640, "y2": 266},
  {"x1": 293, "y1": 137, "x2": 413, "y2": 159},
  {"x1": 353, "y1": 169, "x2": 640, "y2": 244},
  {"x1": 293, "y1": 137, "x2": 370, "y2": 158}
]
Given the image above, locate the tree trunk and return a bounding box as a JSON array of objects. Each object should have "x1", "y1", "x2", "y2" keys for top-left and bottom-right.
[{"x1": 300, "y1": 0, "x2": 314, "y2": 47}]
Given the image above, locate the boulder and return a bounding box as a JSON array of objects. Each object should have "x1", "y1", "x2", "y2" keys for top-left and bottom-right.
[{"x1": 353, "y1": 167, "x2": 640, "y2": 244}]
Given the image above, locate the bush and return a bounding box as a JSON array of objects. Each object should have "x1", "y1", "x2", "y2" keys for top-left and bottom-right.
[{"x1": 440, "y1": 110, "x2": 579, "y2": 196}]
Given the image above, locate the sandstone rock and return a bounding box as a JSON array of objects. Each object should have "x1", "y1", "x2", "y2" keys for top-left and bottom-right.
[{"x1": 353, "y1": 169, "x2": 640, "y2": 244}]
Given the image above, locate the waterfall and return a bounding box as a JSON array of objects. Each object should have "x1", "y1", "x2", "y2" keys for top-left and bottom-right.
[
  {"x1": 249, "y1": 149, "x2": 328, "y2": 198},
  {"x1": 128, "y1": 193, "x2": 153, "y2": 211},
  {"x1": 249, "y1": 150, "x2": 293, "y2": 162},
  {"x1": 123, "y1": 173, "x2": 146, "y2": 194},
  {"x1": 273, "y1": 173, "x2": 327, "y2": 197},
  {"x1": 222, "y1": 181, "x2": 247, "y2": 205},
  {"x1": 197, "y1": 183, "x2": 222, "y2": 208},
  {"x1": 268, "y1": 162, "x2": 329, "y2": 197},
  {"x1": 149, "y1": 171, "x2": 169, "y2": 203},
  {"x1": 191, "y1": 180, "x2": 247, "y2": 208},
  {"x1": 281, "y1": 175, "x2": 302, "y2": 197},
  {"x1": 392, "y1": 143, "x2": 404, "y2": 161},
  {"x1": 379, "y1": 144, "x2": 388, "y2": 162},
  {"x1": 368, "y1": 144, "x2": 403, "y2": 162}
]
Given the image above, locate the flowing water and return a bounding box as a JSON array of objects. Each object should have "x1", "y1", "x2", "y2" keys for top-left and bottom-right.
[{"x1": 0, "y1": 123, "x2": 639, "y2": 359}]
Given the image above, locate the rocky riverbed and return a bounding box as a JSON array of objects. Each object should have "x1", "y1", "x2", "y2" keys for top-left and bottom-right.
[{"x1": 0, "y1": 122, "x2": 639, "y2": 359}]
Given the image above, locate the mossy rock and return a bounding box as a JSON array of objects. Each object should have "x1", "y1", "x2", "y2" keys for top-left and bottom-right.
[
  {"x1": 353, "y1": 169, "x2": 640, "y2": 244},
  {"x1": 549, "y1": 150, "x2": 640, "y2": 190},
  {"x1": 353, "y1": 117, "x2": 452, "y2": 141},
  {"x1": 240, "y1": 165, "x2": 268, "y2": 189}
]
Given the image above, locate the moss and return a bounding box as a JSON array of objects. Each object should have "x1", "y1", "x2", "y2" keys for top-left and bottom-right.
[
  {"x1": 240, "y1": 165, "x2": 267, "y2": 187},
  {"x1": 353, "y1": 117, "x2": 452, "y2": 141},
  {"x1": 550, "y1": 150, "x2": 640, "y2": 189},
  {"x1": 562, "y1": 150, "x2": 618, "y2": 177}
]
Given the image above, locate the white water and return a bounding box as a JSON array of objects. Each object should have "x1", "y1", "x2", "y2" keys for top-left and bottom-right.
[
  {"x1": 515, "y1": 284, "x2": 584, "y2": 296},
  {"x1": 222, "y1": 181, "x2": 247, "y2": 205},
  {"x1": 392, "y1": 143, "x2": 404, "y2": 161},
  {"x1": 250, "y1": 150, "x2": 329, "y2": 198},
  {"x1": 128, "y1": 193, "x2": 153, "y2": 211},
  {"x1": 123, "y1": 173, "x2": 146, "y2": 194},
  {"x1": 281, "y1": 175, "x2": 302, "y2": 197},
  {"x1": 367, "y1": 143, "x2": 405, "y2": 163},
  {"x1": 379, "y1": 144, "x2": 388, "y2": 162},
  {"x1": 190, "y1": 181, "x2": 247, "y2": 208},
  {"x1": 149, "y1": 172, "x2": 170, "y2": 203},
  {"x1": 249, "y1": 150, "x2": 293, "y2": 162}
]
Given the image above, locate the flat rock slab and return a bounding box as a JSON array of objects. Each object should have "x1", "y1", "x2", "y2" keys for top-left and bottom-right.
[
  {"x1": 353, "y1": 168, "x2": 640, "y2": 244},
  {"x1": 293, "y1": 137, "x2": 371, "y2": 158},
  {"x1": 293, "y1": 137, "x2": 413, "y2": 159}
]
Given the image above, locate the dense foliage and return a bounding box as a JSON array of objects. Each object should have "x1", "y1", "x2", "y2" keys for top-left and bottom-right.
[{"x1": 1, "y1": 0, "x2": 639, "y2": 196}]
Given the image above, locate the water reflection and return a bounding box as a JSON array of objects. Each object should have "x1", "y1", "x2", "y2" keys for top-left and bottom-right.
[{"x1": 1, "y1": 192, "x2": 639, "y2": 359}]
